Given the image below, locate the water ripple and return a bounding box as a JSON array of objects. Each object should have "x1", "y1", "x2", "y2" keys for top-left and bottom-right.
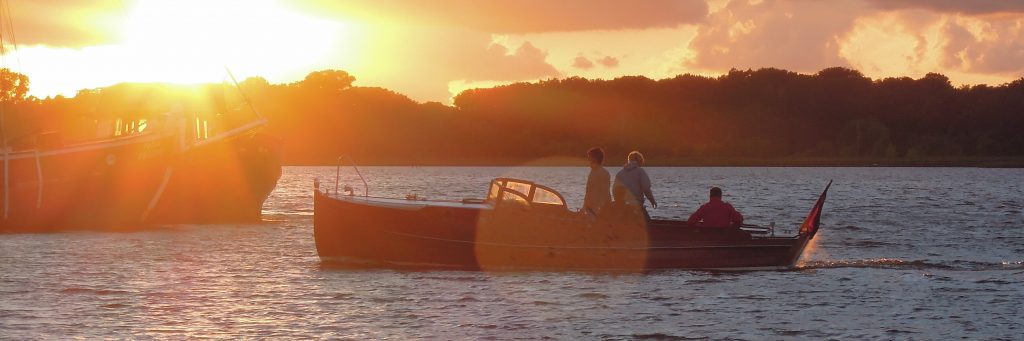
[{"x1": 798, "y1": 258, "x2": 1024, "y2": 271}]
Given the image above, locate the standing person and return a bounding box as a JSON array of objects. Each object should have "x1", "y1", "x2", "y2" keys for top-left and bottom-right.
[
  {"x1": 613, "y1": 150, "x2": 658, "y2": 221},
  {"x1": 687, "y1": 187, "x2": 744, "y2": 228},
  {"x1": 581, "y1": 147, "x2": 611, "y2": 216}
]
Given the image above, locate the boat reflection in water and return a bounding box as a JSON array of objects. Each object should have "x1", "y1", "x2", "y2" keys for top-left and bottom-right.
[
  {"x1": 0, "y1": 84, "x2": 281, "y2": 232},
  {"x1": 314, "y1": 169, "x2": 830, "y2": 272}
]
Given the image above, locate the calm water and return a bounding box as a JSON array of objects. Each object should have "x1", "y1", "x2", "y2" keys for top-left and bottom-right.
[{"x1": 1, "y1": 166, "x2": 1022, "y2": 339}]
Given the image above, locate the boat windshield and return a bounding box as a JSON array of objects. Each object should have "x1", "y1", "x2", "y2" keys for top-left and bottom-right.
[
  {"x1": 486, "y1": 178, "x2": 567, "y2": 208},
  {"x1": 532, "y1": 187, "x2": 562, "y2": 205}
]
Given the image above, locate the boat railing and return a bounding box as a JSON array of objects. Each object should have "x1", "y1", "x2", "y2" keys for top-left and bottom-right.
[{"x1": 335, "y1": 155, "x2": 368, "y2": 197}]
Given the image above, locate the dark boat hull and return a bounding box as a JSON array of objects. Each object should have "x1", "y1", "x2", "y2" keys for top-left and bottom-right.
[{"x1": 313, "y1": 190, "x2": 818, "y2": 271}]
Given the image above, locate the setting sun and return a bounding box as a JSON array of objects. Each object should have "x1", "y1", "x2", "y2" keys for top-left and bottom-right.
[{"x1": 11, "y1": 0, "x2": 356, "y2": 97}]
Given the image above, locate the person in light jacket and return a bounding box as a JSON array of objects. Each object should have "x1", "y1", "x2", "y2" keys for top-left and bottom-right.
[{"x1": 613, "y1": 150, "x2": 657, "y2": 221}]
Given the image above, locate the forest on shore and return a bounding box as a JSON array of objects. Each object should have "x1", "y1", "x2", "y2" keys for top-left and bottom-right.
[{"x1": 2, "y1": 67, "x2": 1023, "y2": 166}]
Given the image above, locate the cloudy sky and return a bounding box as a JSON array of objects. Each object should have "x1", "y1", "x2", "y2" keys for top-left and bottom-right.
[{"x1": 5, "y1": 0, "x2": 1024, "y2": 103}]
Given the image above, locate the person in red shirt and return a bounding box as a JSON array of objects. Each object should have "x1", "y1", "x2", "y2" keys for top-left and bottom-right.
[{"x1": 687, "y1": 187, "x2": 744, "y2": 228}]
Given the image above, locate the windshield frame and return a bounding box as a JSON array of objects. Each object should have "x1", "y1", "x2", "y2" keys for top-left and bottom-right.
[{"x1": 485, "y1": 178, "x2": 567, "y2": 208}]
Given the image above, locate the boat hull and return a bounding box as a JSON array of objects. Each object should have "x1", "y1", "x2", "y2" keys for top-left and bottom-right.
[
  {"x1": 144, "y1": 133, "x2": 281, "y2": 224},
  {"x1": 0, "y1": 134, "x2": 175, "y2": 232},
  {"x1": 0, "y1": 131, "x2": 281, "y2": 232},
  {"x1": 313, "y1": 190, "x2": 814, "y2": 271}
]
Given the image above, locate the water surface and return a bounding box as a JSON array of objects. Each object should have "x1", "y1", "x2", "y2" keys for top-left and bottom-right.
[{"x1": 1, "y1": 166, "x2": 1022, "y2": 339}]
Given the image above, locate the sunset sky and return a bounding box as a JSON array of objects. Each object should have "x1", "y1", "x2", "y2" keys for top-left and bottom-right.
[{"x1": 4, "y1": 0, "x2": 1024, "y2": 103}]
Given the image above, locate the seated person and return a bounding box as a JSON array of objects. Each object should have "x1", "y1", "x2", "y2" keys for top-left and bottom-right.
[{"x1": 687, "y1": 187, "x2": 744, "y2": 228}]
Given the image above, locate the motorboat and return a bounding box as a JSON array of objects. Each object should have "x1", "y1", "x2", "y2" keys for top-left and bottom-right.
[{"x1": 313, "y1": 160, "x2": 830, "y2": 271}]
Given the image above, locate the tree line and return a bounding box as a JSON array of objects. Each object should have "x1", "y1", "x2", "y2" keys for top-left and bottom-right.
[{"x1": 2, "y1": 67, "x2": 1022, "y2": 165}]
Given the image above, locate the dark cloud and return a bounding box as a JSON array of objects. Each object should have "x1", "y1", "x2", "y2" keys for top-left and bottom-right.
[
  {"x1": 572, "y1": 55, "x2": 595, "y2": 69},
  {"x1": 867, "y1": 0, "x2": 1024, "y2": 15},
  {"x1": 294, "y1": 0, "x2": 708, "y2": 33},
  {"x1": 597, "y1": 56, "x2": 619, "y2": 68}
]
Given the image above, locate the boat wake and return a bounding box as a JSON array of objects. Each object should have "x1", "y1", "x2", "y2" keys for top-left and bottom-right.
[{"x1": 797, "y1": 258, "x2": 1024, "y2": 271}]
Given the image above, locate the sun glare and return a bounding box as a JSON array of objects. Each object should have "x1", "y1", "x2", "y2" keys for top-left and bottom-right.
[
  {"x1": 13, "y1": 0, "x2": 359, "y2": 98},
  {"x1": 12, "y1": 0, "x2": 364, "y2": 98},
  {"x1": 120, "y1": 0, "x2": 346, "y2": 83}
]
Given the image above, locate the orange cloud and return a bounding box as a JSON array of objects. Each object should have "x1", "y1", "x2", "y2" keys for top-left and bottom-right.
[
  {"x1": 597, "y1": 56, "x2": 620, "y2": 68},
  {"x1": 838, "y1": 10, "x2": 942, "y2": 78},
  {"x1": 685, "y1": 0, "x2": 866, "y2": 72},
  {"x1": 341, "y1": 24, "x2": 560, "y2": 102},
  {"x1": 866, "y1": 0, "x2": 1024, "y2": 15},
  {"x1": 681, "y1": 0, "x2": 1023, "y2": 87},
  {"x1": 464, "y1": 42, "x2": 559, "y2": 82},
  {"x1": 940, "y1": 16, "x2": 1024, "y2": 74},
  {"x1": 838, "y1": 7, "x2": 1024, "y2": 82},
  {"x1": 572, "y1": 55, "x2": 595, "y2": 70},
  {"x1": 571, "y1": 53, "x2": 619, "y2": 70},
  {"x1": 6, "y1": 1, "x2": 124, "y2": 47},
  {"x1": 294, "y1": 0, "x2": 708, "y2": 33}
]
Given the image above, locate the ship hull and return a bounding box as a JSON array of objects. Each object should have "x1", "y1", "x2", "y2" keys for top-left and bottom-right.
[
  {"x1": 144, "y1": 133, "x2": 281, "y2": 224},
  {"x1": 0, "y1": 134, "x2": 174, "y2": 232},
  {"x1": 0, "y1": 130, "x2": 281, "y2": 232}
]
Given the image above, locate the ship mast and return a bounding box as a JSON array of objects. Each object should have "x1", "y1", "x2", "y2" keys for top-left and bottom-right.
[
  {"x1": 0, "y1": 0, "x2": 23, "y2": 220},
  {"x1": 0, "y1": 0, "x2": 10, "y2": 220}
]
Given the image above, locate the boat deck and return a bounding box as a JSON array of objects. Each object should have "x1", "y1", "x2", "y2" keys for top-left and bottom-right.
[{"x1": 324, "y1": 193, "x2": 492, "y2": 210}]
